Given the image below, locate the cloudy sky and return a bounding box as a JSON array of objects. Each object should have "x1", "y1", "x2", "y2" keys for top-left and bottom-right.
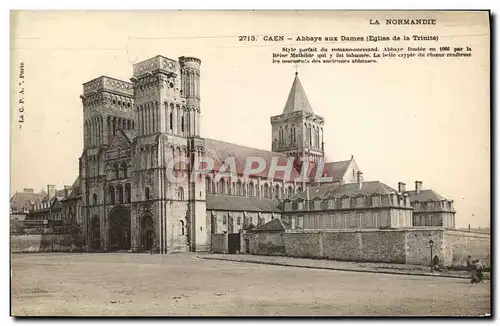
[{"x1": 10, "y1": 11, "x2": 490, "y2": 227}]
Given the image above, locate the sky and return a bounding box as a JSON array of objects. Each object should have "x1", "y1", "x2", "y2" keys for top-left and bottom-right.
[{"x1": 10, "y1": 11, "x2": 490, "y2": 228}]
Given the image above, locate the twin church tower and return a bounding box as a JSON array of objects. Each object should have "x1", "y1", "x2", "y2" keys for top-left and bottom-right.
[{"x1": 78, "y1": 54, "x2": 327, "y2": 253}]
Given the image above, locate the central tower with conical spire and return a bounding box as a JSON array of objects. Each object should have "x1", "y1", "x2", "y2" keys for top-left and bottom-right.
[{"x1": 270, "y1": 72, "x2": 325, "y2": 162}]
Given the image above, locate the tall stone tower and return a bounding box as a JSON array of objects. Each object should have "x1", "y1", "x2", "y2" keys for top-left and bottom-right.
[
  {"x1": 129, "y1": 55, "x2": 207, "y2": 253},
  {"x1": 79, "y1": 77, "x2": 135, "y2": 250},
  {"x1": 270, "y1": 72, "x2": 325, "y2": 163},
  {"x1": 179, "y1": 57, "x2": 208, "y2": 252}
]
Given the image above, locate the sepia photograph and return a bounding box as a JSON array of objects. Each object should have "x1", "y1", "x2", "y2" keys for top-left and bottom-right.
[{"x1": 9, "y1": 9, "x2": 491, "y2": 317}]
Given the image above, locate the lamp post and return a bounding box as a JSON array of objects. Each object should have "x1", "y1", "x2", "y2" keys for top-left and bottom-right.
[{"x1": 429, "y1": 239, "x2": 434, "y2": 270}]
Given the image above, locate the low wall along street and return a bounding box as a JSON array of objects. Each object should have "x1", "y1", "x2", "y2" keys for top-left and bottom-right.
[
  {"x1": 11, "y1": 234, "x2": 85, "y2": 253},
  {"x1": 243, "y1": 229, "x2": 490, "y2": 267}
]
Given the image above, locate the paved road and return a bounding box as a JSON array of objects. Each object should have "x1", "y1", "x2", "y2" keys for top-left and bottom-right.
[{"x1": 11, "y1": 253, "x2": 491, "y2": 316}]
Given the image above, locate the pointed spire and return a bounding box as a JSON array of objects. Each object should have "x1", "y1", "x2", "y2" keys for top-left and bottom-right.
[{"x1": 282, "y1": 72, "x2": 314, "y2": 114}]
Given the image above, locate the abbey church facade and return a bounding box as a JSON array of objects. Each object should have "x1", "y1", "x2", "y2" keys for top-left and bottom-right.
[{"x1": 76, "y1": 54, "x2": 455, "y2": 254}]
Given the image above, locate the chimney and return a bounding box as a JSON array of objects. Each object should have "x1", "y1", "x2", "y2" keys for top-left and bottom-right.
[
  {"x1": 357, "y1": 171, "x2": 363, "y2": 190},
  {"x1": 47, "y1": 184, "x2": 56, "y2": 199},
  {"x1": 415, "y1": 181, "x2": 423, "y2": 194},
  {"x1": 23, "y1": 188, "x2": 34, "y2": 193},
  {"x1": 398, "y1": 182, "x2": 406, "y2": 193}
]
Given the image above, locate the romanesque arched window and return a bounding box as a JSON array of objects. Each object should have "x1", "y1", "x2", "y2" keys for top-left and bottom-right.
[
  {"x1": 122, "y1": 162, "x2": 128, "y2": 179},
  {"x1": 308, "y1": 125, "x2": 312, "y2": 146},
  {"x1": 117, "y1": 184, "x2": 124, "y2": 204},
  {"x1": 236, "y1": 180, "x2": 242, "y2": 196},
  {"x1": 125, "y1": 183, "x2": 131, "y2": 203},
  {"x1": 177, "y1": 187, "x2": 184, "y2": 200},
  {"x1": 275, "y1": 184, "x2": 280, "y2": 199},
  {"x1": 108, "y1": 185, "x2": 115, "y2": 204},
  {"x1": 218, "y1": 179, "x2": 225, "y2": 194},
  {"x1": 181, "y1": 148, "x2": 187, "y2": 170},
  {"x1": 205, "y1": 176, "x2": 212, "y2": 193}
]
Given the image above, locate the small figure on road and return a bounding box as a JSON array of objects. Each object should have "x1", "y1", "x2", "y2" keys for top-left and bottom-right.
[
  {"x1": 432, "y1": 255, "x2": 441, "y2": 271},
  {"x1": 466, "y1": 255, "x2": 473, "y2": 269},
  {"x1": 470, "y1": 259, "x2": 485, "y2": 284},
  {"x1": 475, "y1": 259, "x2": 484, "y2": 281}
]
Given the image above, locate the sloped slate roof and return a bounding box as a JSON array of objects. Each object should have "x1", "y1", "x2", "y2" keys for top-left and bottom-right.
[
  {"x1": 206, "y1": 194, "x2": 281, "y2": 212},
  {"x1": 290, "y1": 181, "x2": 397, "y2": 200},
  {"x1": 204, "y1": 138, "x2": 302, "y2": 180},
  {"x1": 10, "y1": 191, "x2": 44, "y2": 212},
  {"x1": 308, "y1": 159, "x2": 352, "y2": 180},
  {"x1": 405, "y1": 189, "x2": 447, "y2": 202},
  {"x1": 282, "y1": 73, "x2": 314, "y2": 114},
  {"x1": 253, "y1": 217, "x2": 302, "y2": 232},
  {"x1": 203, "y1": 138, "x2": 354, "y2": 182}
]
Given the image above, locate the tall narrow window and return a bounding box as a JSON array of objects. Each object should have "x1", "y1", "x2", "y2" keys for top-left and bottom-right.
[
  {"x1": 114, "y1": 163, "x2": 119, "y2": 179},
  {"x1": 181, "y1": 116, "x2": 185, "y2": 132},
  {"x1": 108, "y1": 185, "x2": 115, "y2": 204},
  {"x1": 180, "y1": 220, "x2": 185, "y2": 235},
  {"x1": 205, "y1": 177, "x2": 212, "y2": 193},
  {"x1": 117, "y1": 184, "x2": 124, "y2": 204},
  {"x1": 122, "y1": 162, "x2": 128, "y2": 178},
  {"x1": 169, "y1": 112, "x2": 173, "y2": 130},
  {"x1": 93, "y1": 193, "x2": 98, "y2": 205},
  {"x1": 145, "y1": 187, "x2": 150, "y2": 201},
  {"x1": 178, "y1": 187, "x2": 184, "y2": 200},
  {"x1": 125, "y1": 183, "x2": 131, "y2": 203}
]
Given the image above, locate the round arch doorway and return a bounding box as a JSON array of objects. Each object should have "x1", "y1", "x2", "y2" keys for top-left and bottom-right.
[
  {"x1": 141, "y1": 214, "x2": 154, "y2": 252},
  {"x1": 90, "y1": 216, "x2": 101, "y2": 251},
  {"x1": 108, "y1": 206, "x2": 131, "y2": 251}
]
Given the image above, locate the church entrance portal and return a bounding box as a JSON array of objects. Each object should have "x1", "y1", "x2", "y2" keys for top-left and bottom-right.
[
  {"x1": 90, "y1": 216, "x2": 101, "y2": 251},
  {"x1": 141, "y1": 215, "x2": 154, "y2": 252},
  {"x1": 108, "y1": 206, "x2": 131, "y2": 251}
]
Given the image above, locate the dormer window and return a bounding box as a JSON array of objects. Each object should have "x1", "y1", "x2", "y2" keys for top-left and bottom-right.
[{"x1": 342, "y1": 198, "x2": 350, "y2": 209}]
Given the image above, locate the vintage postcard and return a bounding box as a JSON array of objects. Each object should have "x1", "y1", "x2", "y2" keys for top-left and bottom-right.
[{"x1": 10, "y1": 10, "x2": 491, "y2": 317}]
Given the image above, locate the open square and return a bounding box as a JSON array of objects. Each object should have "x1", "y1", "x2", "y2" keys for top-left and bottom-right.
[{"x1": 11, "y1": 253, "x2": 490, "y2": 316}]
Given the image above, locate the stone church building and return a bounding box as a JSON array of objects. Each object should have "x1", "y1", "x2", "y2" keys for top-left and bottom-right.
[{"x1": 75, "y1": 54, "x2": 455, "y2": 254}]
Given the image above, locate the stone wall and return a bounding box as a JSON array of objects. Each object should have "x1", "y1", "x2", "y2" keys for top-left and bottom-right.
[
  {"x1": 443, "y1": 230, "x2": 490, "y2": 266},
  {"x1": 11, "y1": 234, "x2": 84, "y2": 253},
  {"x1": 283, "y1": 232, "x2": 322, "y2": 258},
  {"x1": 248, "y1": 232, "x2": 286, "y2": 256},
  {"x1": 211, "y1": 233, "x2": 228, "y2": 253},
  {"x1": 244, "y1": 228, "x2": 491, "y2": 266},
  {"x1": 404, "y1": 229, "x2": 444, "y2": 266}
]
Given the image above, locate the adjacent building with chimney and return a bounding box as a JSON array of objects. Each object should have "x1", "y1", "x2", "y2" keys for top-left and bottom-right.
[
  {"x1": 404, "y1": 181, "x2": 456, "y2": 228},
  {"x1": 10, "y1": 188, "x2": 45, "y2": 221},
  {"x1": 282, "y1": 172, "x2": 414, "y2": 230}
]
